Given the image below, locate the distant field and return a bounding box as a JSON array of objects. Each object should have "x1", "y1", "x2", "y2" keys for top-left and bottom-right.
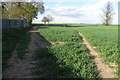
[
  {"x1": 33, "y1": 23, "x2": 64, "y2": 24},
  {"x1": 33, "y1": 23, "x2": 118, "y2": 27}
]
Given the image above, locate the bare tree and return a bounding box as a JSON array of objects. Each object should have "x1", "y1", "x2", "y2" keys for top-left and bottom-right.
[{"x1": 101, "y1": 1, "x2": 114, "y2": 26}]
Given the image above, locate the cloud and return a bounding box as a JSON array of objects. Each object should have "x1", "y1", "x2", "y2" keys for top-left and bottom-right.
[
  {"x1": 33, "y1": 0, "x2": 118, "y2": 24},
  {"x1": 42, "y1": 0, "x2": 106, "y2": 2},
  {"x1": 44, "y1": 6, "x2": 83, "y2": 18}
]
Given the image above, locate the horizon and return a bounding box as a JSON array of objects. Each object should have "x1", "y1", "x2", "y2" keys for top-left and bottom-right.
[{"x1": 32, "y1": 22, "x2": 118, "y2": 25}]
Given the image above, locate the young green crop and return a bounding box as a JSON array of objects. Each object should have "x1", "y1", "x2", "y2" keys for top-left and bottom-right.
[
  {"x1": 74, "y1": 25, "x2": 118, "y2": 77},
  {"x1": 39, "y1": 27, "x2": 82, "y2": 42},
  {"x1": 33, "y1": 26, "x2": 100, "y2": 78},
  {"x1": 49, "y1": 42, "x2": 99, "y2": 78},
  {"x1": 75, "y1": 26, "x2": 118, "y2": 65},
  {"x1": 34, "y1": 24, "x2": 118, "y2": 77}
]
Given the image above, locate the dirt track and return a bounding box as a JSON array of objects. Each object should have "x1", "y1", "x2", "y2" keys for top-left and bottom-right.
[
  {"x1": 78, "y1": 32, "x2": 116, "y2": 78},
  {"x1": 3, "y1": 28, "x2": 51, "y2": 78}
]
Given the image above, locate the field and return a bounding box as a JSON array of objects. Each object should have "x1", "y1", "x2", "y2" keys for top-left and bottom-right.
[
  {"x1": 2, "y1": 24, "x2": 118, "y2": 78},
  {"x1": 75, "y1": 25, "x2": 118, "y2": 76},
  {"x1": 35, "y1": 24, "x2": 118, "y2": 65},
  {"x1": 34, "y1": 24, "x2": 118, "y2": 78},
  {"x1": 75, "y1": 26, "x2": 118, "y2": 65},
  {"x1": 34, "y1": 26, "x2": 100, "y2": 78}
]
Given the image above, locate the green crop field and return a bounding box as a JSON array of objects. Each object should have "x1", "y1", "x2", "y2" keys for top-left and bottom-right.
[
  {"x1": 36, "y1": 25, "x2": 118, "y2": 65},
  {"x1": 74, "y1": 25, "x2": 119, "y2": 77},
  {"x1": 74, "y1": 26, "x2": 118, "y2": 65},
  {"x1": 34, "y1": 26, "x2": 100, "y2": 78},
  {"x1": 34, "y1": 24, "x2": 118, "y2": 78}
]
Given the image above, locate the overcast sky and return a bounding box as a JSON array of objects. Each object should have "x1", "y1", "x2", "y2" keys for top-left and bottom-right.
[{"x1": 32, "y1": 0, "x2": 119, "y2": 24}]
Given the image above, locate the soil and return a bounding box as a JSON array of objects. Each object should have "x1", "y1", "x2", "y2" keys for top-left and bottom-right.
[
  {"x1": 78, "y1": 32, "x2": 116, "y2": 78},
  {"x1": 49, "y1": 41, "x2": 65, "y2": 45},
  {"x1": 2, "y1": 28, "x2": 51, "y2": 78}
]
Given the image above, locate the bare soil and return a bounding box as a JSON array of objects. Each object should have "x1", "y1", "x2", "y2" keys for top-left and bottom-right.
[
  {"x1": 78, "y1": 32, "x2": 116, "y2": 78},
  {"x1": 49, "y1": 41, "x2": 65, "y2": 45},
  {"x1": 3, "y1": 28, "x2": 51, "y2": 78}
]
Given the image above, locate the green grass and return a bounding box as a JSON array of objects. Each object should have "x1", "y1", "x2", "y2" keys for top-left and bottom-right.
[
  {"x1": 33, "y1": 26, "x2": 100, "y2": 78},
  {"x1": 2, "y1": 27, "x2": 31, "y2": 71}
]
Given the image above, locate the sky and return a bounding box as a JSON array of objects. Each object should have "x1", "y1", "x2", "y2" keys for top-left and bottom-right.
[{"x1": 32, "y1": 0, "x2": 119, "y2": 24}]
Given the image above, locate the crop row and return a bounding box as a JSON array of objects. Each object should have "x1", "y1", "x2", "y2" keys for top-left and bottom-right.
[
  {"x1": 39, "y1": 27, "x2": 82, "y2": 42},
  {"x1": 33, "y1": 26, "x2": 100, "y2": 78},
  {"x1": 76, "y1": 26, "x2": 118, "y2": 65},
  {"x1": 75, "y1": 26, "x2": 118, "y2": 77}
]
